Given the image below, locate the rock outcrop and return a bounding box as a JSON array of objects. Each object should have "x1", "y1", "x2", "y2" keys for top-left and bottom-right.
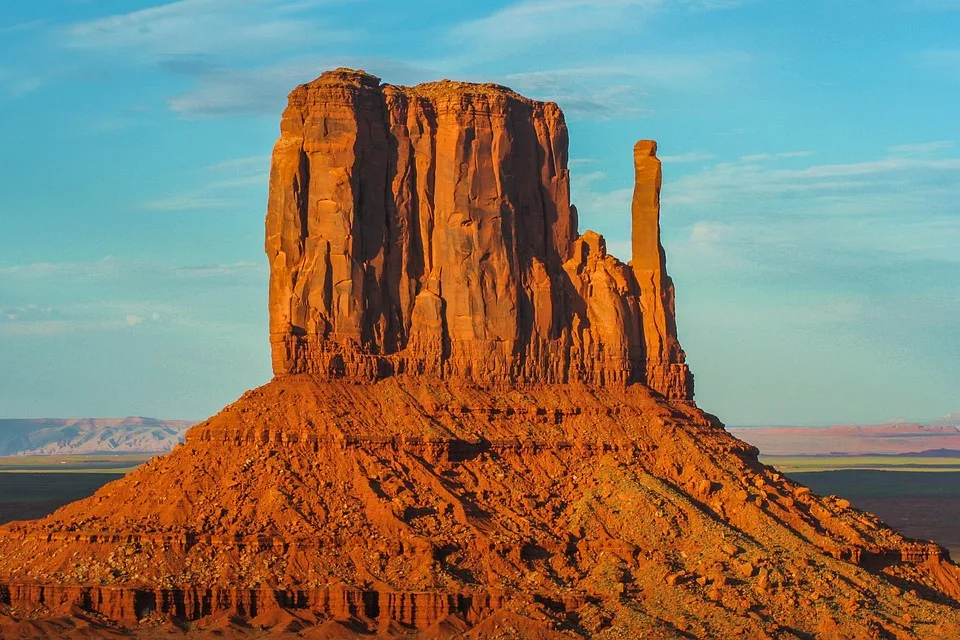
[
  {"x1": 266, "y1": 68, "x2": 687, "y2": 398},
  {"x1": 631, "y1": 140, "x2": 692, "y2": 400},
  {"x1": 0, "y1": 70, "x2": 958, "y2": 638}
]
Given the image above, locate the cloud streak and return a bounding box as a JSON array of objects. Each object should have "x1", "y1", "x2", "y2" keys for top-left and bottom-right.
[
  {"x1": 63, "y1": 0, "x2": 353, "y2": 58},
  {"x1": 141, "y1": 156, "x2": 270, "y2": 212},
  {"x1": 448, "y1": 0, "x2": 752, "y2": 60}
]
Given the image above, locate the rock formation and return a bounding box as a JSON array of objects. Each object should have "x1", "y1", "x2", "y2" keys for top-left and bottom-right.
[
  {"x1": 0, "y1": 69, "x2": 958, "y2": 638},
  {"x1": 631, "y1": 140, "x2": 692, "y2": 400},
  {"x1": 267, "y1": 68, "x2": 687, "y2": 397}
]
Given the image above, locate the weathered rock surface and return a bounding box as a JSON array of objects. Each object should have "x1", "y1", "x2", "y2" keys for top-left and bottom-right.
[
  {"x1": 0, "y1": 69, "x2": 958, "y2": 638},
  {"x1": 267, "y1": 68, "x2": 687, "y2": 398}
]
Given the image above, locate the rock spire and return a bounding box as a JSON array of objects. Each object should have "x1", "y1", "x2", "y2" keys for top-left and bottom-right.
[{"x1": 631, "y1": 140, "x2": 692, "y2": 399}]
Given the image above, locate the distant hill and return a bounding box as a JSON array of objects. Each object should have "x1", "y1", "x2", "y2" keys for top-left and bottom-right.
[
  {"x1": 730, "y1": 419, "x2": 960, "y2": 457},
  {"x1": 0, "y1": 417, "x2": 195, "y2": 456}
]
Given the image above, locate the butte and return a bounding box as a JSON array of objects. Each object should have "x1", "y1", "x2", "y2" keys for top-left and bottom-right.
[{"x1": 1, "y1": 69, "x2": 958, "y2": 639}]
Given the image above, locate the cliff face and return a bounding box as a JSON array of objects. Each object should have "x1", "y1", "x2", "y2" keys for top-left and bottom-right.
[{"x1": 266, "y1": 68, "x2": 690, "y2": 398}]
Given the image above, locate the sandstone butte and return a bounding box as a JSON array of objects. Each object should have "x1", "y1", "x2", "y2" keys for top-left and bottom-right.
[{"x1": 0, "y1": 69, "x2": 958, "y2": 639}]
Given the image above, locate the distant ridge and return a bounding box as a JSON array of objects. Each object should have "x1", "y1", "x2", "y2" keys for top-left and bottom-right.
[
  {"x1": 730, "y1": 421, "x2": 960, "y2": 456},
  {"x1": 0, "y1": 417, "x2": 195, "y2": 456}
]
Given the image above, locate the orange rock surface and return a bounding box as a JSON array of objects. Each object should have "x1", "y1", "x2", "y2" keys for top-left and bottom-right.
[
  {"x1": 266, "y1": 68, "x2": 685, "y2": 397},
  {"x1": 0, "y1": 69, "x2": 958, "y2": 638}
]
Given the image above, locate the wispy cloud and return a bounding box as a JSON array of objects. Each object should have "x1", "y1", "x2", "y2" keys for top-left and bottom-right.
[
  {"x1": 0, "y1": 67, "x2": 42, "y2": 98},
  {"x1": 0, "y1": 259, "x2": 266, "y2": 339},
  {"x1": 0, "y1": 20, "x2": 47, "y2": 35},
  {"x1": 739, "y1": 151, "x2": 813, "y2": 162},
  {"x1": 916, "y1": 48, "x2": 960, "y2": 75},
  {"x1": 0, "y1": 257, "x2": 265, "y2": 282},
  {"x1": 497, "y1": 52, "x2": 749, "y2": 118},
  {"x1": 0, "y1": 301, "x2": 163, "y2": 337},
  {"x1": 503, "y1": 70, "x2": 652, "y2": 118},
  {"x1": 660, "y1": 151, "x2": 716, "y2": 163},
  {"x1": 571, "y1": 145, "x2": 960, "y2": 300},
  {"x1": 167, "y1": 57, "x2": 431, "y2": 117},
  {"x1": 663, "y1": 154, "x2": 960, "y2": 211},
  {"x1": 52, "y1": 0, "x2": 366, "y2": 118},
  {"x1": 888, "y1": 140, "x2": 954, "y2": 155},
  {"x1": 448, "y1": 0, "x2": 751, "y2": 60},
  {"x1": 63, "y1": 0, "x2": 354, "y2": 58},
  {"x1": 141, "y1": 155, "x2": 270, "y2": 212},
  {"x1": 0, "y1": 305, "x2": 56, "y2": 322},
  {"x1": 0, "y1": 257, "x2": 121, "y2": 281},
  {"x1": 173, "y1": 261, "x2": 263, "y2": 276}
]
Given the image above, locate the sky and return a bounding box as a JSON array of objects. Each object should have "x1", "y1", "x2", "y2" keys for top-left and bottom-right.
[{"x1": 0, "y1": 0, "x2": 958, "y2": 425}]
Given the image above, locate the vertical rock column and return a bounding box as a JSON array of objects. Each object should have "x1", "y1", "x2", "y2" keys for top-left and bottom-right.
[{"x1": 631, "y1": 140, "x2": 693, "y2": 400}]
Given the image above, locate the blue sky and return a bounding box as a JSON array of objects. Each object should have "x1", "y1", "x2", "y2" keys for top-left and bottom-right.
[{"x1": 0, "y1": 0, "x2": 958, "y2": 425}]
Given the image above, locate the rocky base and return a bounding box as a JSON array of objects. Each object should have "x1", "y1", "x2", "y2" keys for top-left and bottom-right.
[{"x1": 1, "y1": 376, "x2": 959, "y2": 638}]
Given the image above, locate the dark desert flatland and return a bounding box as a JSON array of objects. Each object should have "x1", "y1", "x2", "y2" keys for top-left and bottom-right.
[
  {"x1": 788, "y1": 470, "x2": 960, "y2": 559},
  {"x1": 0, "y1": 472, "x2": 121, "y2": 524}
]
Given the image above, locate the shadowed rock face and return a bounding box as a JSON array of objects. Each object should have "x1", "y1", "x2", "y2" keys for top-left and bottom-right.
[{"x1": 266, "y1": 68, "x2": 691, "y2": 399}]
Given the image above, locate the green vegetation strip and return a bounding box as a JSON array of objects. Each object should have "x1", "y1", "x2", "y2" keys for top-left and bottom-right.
[
  {"x1": 761, "y1": 455, "x2": 960, "y2": 473},
  {"x1": 0, "y1": 454, "x2": 155, "y2": 473}
]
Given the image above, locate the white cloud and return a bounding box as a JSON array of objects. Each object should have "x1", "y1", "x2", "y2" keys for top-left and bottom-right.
[
  {"x1": 141, "y1": 155, "x2": 270, "y2": 212},
  {"x1": 662, "y1": 155, "x2": 960, "y2": 209},
  {"x1": 0, "y1": 257, "x2": 120, "y2": 281},
  {"x1": 888, "y1": 140, "x2": 954, "y2": 155},
  {"x1": 0, "y1": 257, "x2": 265, "y2": 282},
  {"x1": 0, "y1": 305, "x2": 56, "y2": 322},
  {"x1": 496, "y1": 53, "x2": 748, "y2": 119},
  {"x1": 63, "y1": 0, "x2": 353, "y2": 58},
  {"x1": 166, "y1": 58, "x2": 431, "y2": 117},
  {"x1": 739, "y1": 151, "x2": 813, "y2": 162},
  {"x1": 0, "y1": 67, "x2": 42, "y2": 98},
  {"x1": 0, "y1": 20, "x2": 47, "y2": 35},
  {"x1": 660, "y1": 151, "x2": 716, "y2": 163},
  {"x1": 448, "y1": 0, "x2": 751, "y2": 59},
  {"x1": 571, "y1": 146, "x2": 960, "y2": 298},
  {"x1": 125, "y1": 314, "x2": 145, "y2": 326},
  {"x1": 173, "y1": 261, "x2": 264, "y2": 277}
]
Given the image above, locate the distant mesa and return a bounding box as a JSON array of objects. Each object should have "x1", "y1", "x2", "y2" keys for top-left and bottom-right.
[
  {"x1": 0, "y1": 69, "x2": 958, "y2": 638},
  {"x1": 0, "y1": 417, "x2": 194, "y2": 456},
  {"x1": 731, "y1": 422, "x2": 960, "y2": 457}
]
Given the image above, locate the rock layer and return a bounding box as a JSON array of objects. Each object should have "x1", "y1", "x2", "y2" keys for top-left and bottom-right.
[{"x1": 267, "y1": 68, "x2": 687, "y2": 398}]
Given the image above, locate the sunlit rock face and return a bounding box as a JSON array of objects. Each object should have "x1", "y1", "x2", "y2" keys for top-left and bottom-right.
[{"x1": 266, "y1": 68, "x2": 691, "y2": 399}]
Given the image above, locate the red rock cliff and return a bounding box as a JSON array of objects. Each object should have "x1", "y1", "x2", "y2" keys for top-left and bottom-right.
[{"x1": 266, "y1": 68, "x2": 691, "y2": 399}]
